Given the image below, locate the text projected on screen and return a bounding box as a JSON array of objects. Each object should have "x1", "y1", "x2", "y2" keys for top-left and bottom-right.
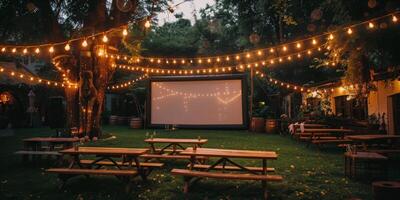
[{"x1": 151, "y1": 79, "x2": 243, "y2": 125}]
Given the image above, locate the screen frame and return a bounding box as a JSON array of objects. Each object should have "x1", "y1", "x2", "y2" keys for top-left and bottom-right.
[{"x1": 146, "y1": 74, "x2": 248, "y2": 129}]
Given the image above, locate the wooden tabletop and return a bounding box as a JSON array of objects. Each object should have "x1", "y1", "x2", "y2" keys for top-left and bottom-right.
[
  {"x1": 180, "y1": 147, "x2": 278, "y2": 159},
  {"x1": 346, "y1": 135, "x2": 400, "y2": 141},
  {"x1": 296, "y1": 128, "x2": 353, "y2": 133},
  {"x1": 60, "y1": 147, "x2": 148, "y2": 156},
  {"x1": 144, "y1": 138, "x2": 208, "y2": 144},
  {"x1": 23, "y1": 137, "x2": 80, "y2": 143}
]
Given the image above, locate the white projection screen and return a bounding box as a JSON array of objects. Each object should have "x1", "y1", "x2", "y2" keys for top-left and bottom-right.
[{"x1": 148, "y1": 75, "x2": 247, "y2": 128}]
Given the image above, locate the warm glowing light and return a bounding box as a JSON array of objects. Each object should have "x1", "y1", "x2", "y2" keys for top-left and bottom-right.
[
  {"x1": 235, "y1": 55, "x2": 240, "y2": 60},
  {"x1": 64, "y1": 43, "x2": 71, "y2": 51},
  {"x1": 122, "y1": 29, "x2": 128, "y2": 36},
  {"x1": 82, "y1": 40, "x2": 88, "y2": 47},
  {"x1": 368, "y1": 22, "x2": 375, "y2": 28},
  {"x1": 296, "y1": 43, "x2": 301, "y2": 48},
  {"x1": 12, "y1": 48, "x2": 16, "y2": 53},
  {"x1": 23, "y1": 48, "x2": 28, "y2": 54},
  {"x1": 312, "y1": 39, "x2": 317, "y2": 45},
  {"x1": 257, "y1": 51, "x2": 262, "y2": 55},
  {"x1": 49, "y1": 46, "x2": 54, "y2": 53},
  {"x1": 393, "y1": 15, "x2": 398, "y2": 22},
  {"x1": 329, "y1": 34, "x2": 334, "y2": 40},
  {"x1": 269, "y1": 48, "x2": 274, "y2": 53},
  {"x1": 282, "y1": 46, "x2": 287, "y2": 52},
  {"x1": 102, "y1": 35, "x2": 108, "y2": 43},
  {"x1": 226, "y1": 56, "x2": 230, "y2": 61},
  {"x1": 35, "y1": 48, "x2": 40, "y2": 54},
  {"x1": 1, "y1": 47, "x2": 5, "y2": 52},
  {"x1": 145, "y1": 20, "x2": 151, "y2": 28},
  {"x1": 347, "y1": 28, "x2": 353, "y2": 34}
]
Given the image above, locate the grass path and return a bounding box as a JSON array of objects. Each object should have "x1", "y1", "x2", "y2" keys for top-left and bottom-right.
[{"x1": 0, "y1": 126, "x2": 373, "y2": 200}]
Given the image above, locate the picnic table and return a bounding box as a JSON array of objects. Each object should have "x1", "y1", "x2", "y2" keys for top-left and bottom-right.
[
  {"x1": 141, "y1": 138, "x2": 208, "y2": 160},
  {"x1": 15, "y1": 137, "x2": 80, "y2": 161},
  {"x1": 172, "y1": 147, "x2": 283, "y2": 199},
  {"x1": 46, "y1": 147, "x2": 163, "y2": 190},
  {"x1": 294, "y1": 128, "x2": 354, "y2": 146},
  {"x1": 346, "y1": 134, "x2": 400, "y2": 152}
]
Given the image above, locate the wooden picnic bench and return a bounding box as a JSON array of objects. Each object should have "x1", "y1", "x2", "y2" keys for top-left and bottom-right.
[
  {"x1": 141, "y1": 138, "x2": 208, "y2": 162},
  {"x1": 15, "y1": 137, "x2": 79, "y2": 162},
  {"x1": 171, "y1": 147, "x2": 283, "y2": 200},
  {"x1": 295, "y1": 128, "x2": 354, "y2": 147},
  {"x1": 46, "y1": 147, "x2": 162, "y2": 190}
]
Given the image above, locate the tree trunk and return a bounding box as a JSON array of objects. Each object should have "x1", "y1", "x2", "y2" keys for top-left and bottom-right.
[{"x1": 45, "y1": 0, "x2": 140, "y2": 137}]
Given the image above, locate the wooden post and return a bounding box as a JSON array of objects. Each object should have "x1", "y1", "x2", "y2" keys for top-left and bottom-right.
[{"x1": 250, "y1": 67, "x2": 254, "y2": 119}]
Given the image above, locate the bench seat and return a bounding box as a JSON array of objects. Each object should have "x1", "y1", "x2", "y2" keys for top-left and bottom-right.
[
  {"x1": 311, "y1": 139, "x2": 352, "y2": 144},
  {"x1": 46, "y1": 168, "x2": 138, "y2": 176},
  {"x1": 141, "y1": 154, "x2": 207, "y2": 160},
  {"x1": 171, "y1": 169, "x2": 283, "y2": 181},
  {"x1": 79, "y1": 159, "x2": 164, "y2": 168},
  {"x1": 186, "y1": 164, "x2": 275, "y2": 172},
  {"x1": 14, "y1": 150, "x2": 61, "y2": 156}
]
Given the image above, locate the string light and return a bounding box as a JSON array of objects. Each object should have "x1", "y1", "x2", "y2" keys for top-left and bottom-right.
[
  {"x1": 23, "y1": 48, "x2": 28, "y2": 54},
  {"x1": 49, "y1": 46, "x2": 54, "y2": 53},
  {"x1": 312, "y1": 39, "x2": 317, "y2": 45},
  {"x1": 64, "y1": 43, "x2": 71, "y2": 51},
  {"x1": 329, "y1": 34, "x2": 334, "y2": 40},
  {"x1": 145, "y1": 20, "x2": 151, "y2": 28},
  {"x1": 347, "y1": 28, "x2": 353, "y2": 34},
  {"x1": 102, "y1": 35, "x2": 108, "y2": 43},
  {"x1": 0, "y1": 65, "x2": 77, "y2": 89},
  {"x1": 368, "y1": 22, "x2": 375, "y2": 29},
  {"x1": 122, "y1": 29, "x2": 128, "y2": 36},
  {"x1": 35, "y1": 48, "x2": 40, "y2": 54},
  {"x1": 1, "y1": 47, "x2": 5, "y2": 52},
  {"x1": 393, "y1": 15, "x2": 398, "y2": 22},
  {"x1": 82, "y1": 39, "x2": 88, "y2": 47}
]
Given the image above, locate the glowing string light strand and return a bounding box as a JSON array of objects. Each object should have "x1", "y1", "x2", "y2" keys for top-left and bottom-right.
[{"x1": 0, "y1": 66, "x2": 78, "y2": 89}]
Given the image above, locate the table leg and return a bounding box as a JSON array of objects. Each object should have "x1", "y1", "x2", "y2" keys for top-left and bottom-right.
[
  {"x1": 262, "y1": 159, "x2": 268, "y2": 200},
  {"x1": 134, "y1": 157, "x2": 146, "y2": 181}
]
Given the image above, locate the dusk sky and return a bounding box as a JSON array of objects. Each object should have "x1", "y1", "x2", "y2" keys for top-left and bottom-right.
[{"x1": 156, "y1": 0, "x2": 215, "y2": 25}]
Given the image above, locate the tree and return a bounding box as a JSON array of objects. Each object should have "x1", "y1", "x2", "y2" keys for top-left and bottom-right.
[{"x1": 0, "y1": 0, "x2": 164, "y2": 137}]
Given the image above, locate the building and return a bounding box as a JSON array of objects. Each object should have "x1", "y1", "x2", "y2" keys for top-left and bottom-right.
[{"x1": 303, "y1": 70, "x2": 400, "y2": 135}]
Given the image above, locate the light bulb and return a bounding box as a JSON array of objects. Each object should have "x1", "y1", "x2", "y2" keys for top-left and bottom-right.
[
  {"x1": 82, "y1": 40, "x2": 88, "y2": 47},
  {"x1": 312, "y1": 39, "x2": 317, "y2": 45},
  {"x1": 102, "y1": 35, "x2": 108, "y2": 43},
  {"x1": 1, "y1": 47, "x2": 5, "y2": 52},
  {"x1": 23, "y1": 48, "x2": 28, "y2": 54},
  {"x1": 49, "y1": 46, "x2": 54, "y2": 53},
  {"x1": 122, "y1": 29, "x2": 128, "y2": 36},
  {"x1": 392, "y1": 15, "x2": 398, "y2": 22},
  {"x1": 270, "y1": 48, "x2": 274, "y2": 53},
  {"x1": 145, "y1": 20, "x2": 151, "y2": 28},
  {"x1": 12, "y1": 48, "x2": 16, "y2": 53},
  {"x1": 347, "y1": 28, "x2": 353, "y2": 34},
  {"x1": 296, "y1": 43, "x2": 301, "y2": 48},
  {"x1": 35, "y1": 48, "x2": 40, "y2": 54},
  {"x1": 64, "y1": 43, "x2": 71, "y2": 51},
  {"x1": 329, "y1": 34, "x2": 334, "y2": 40},
  {"x1": 368, "y1": 22, "x2": 375, "y2": 29},
  {"x1": 282, "y1": 46, "x2": 287, "y2": 51}
]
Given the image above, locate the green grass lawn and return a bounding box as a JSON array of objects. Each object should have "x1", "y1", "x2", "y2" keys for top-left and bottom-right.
[{"x1": 0, "y1": 126, "x2": 376, "y2": 200}]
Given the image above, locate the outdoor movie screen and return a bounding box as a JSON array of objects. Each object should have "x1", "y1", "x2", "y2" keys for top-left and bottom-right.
[{"x1": 149, "y1": 76, "x2": 247, "y2": 128}]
